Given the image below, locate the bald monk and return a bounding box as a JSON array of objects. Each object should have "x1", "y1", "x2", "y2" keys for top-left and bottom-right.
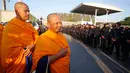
[
  {"x1": 0, "y1": 23, "x2": 4, "y2": 73},
  {"x1": 32, "y1": 13, "x2": 70, "y2": 73},
  {"x1": 0, "y1": 2, "x2": 38, "y2": 73}
]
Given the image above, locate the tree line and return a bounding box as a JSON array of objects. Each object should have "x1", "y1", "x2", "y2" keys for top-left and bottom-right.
[
  {"x1": 57, "y1": 13, "x2": 95, "y2": 22},
  {"x1": 120, "y1": 16, "x2": 130, "y2": 26}
]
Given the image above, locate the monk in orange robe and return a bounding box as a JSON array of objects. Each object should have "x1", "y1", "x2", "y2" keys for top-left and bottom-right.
[
  {"x1": 0, "y1": 2, "x2": 38, "y2": 73},
  {"x1": 0, "y1": 23, "x2": 4, "y2": 73},
  {"x1": 32, "y1": 13, "x2": 70, "y2": 73},
  {"x1": 0, "y1": 23, "x2": 3, "y2": 39}
]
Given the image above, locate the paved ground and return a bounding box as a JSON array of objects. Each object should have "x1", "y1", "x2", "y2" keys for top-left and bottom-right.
[{"x1": 64, "y1": 34, "x2": 130, "y2": 73}]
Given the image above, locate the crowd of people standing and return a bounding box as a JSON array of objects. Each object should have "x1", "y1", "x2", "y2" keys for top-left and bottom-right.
[{"x1": 62, "y1": 22, "x2": 130, "y2": 62}]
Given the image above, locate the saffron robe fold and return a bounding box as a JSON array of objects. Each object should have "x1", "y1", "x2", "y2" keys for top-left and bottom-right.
[
  {"x1": 32, "y1": 29, "x2": 70, "y2": 73},
  {"x1": 0, "y1": 17, "x2": 38, "y2": 73},
  {"x1": 0, "y1": 24, "x2": 4, "y2": 73}
]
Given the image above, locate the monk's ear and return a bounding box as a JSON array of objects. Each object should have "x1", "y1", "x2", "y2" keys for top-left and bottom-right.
[
  {"x1": 47, "y1": 22, "x2": 50, "y2": 28},
  {"x1": 15, "y1": 10, "x2": 18, "y2": 16},
  {"x1": 15, "y1": 9, "x2": 20, "y2": 17}
]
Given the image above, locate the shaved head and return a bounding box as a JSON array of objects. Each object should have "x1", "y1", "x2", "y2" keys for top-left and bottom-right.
[
  {"x1": 47, "y1": 13, "x2": 58, "y2": 23},
  {"x1": 14, "y1": 2, "x2": 30, "y2": 21},
  {"x1": 47, "y1": 13, "x2": 62, "y2": 33},
  {"x1": 14, "y1": 2, "x2": 28, "y2": 11}
]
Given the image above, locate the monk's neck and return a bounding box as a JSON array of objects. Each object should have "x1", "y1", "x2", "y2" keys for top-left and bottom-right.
[
  {"x1": 16, "y1": 16, "x2": 26, "y2": 22},
  {"x1": 48, "y1": 29, "x2": 59, "y2": 34}
]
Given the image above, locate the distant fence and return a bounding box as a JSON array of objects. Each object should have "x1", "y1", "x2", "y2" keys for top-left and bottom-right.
[{"x1": 62, "y1": 21, "x2": 80, "y2": 26}]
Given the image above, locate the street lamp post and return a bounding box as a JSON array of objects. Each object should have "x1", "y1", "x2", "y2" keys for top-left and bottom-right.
[
  {"x1": 105, "y1": 9, "x2": 109, "y2": 23},
  {"x1": 18, "y1": 0, "x2": 22, "y2": 2},
  {"x1": 2, "y1": 0, "x2": 22, "y2": 11},
  {"x1": 2, "y1": 0, "x2": 6, "y2": 10},
  {"x1": 94, "y1": 9, "x2": 98, "y2": 26}
]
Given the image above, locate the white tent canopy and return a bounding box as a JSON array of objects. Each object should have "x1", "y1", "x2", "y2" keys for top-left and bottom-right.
[
  {"x1": 70, "y1": 3, "x2": 123, "y2": 25},
  {"x1": 71, "y1": 3, "x2": 123, "y2": 16}
]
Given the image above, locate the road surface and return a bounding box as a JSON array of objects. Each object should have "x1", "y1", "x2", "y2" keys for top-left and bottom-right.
[{"x1": 64, "y1": 34, "x2": 130, "y2": 73}]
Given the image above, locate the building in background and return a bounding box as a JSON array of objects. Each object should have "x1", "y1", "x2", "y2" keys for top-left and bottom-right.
[{"x1": 0, "y1": 10, "x2": 15, "y2": 23}]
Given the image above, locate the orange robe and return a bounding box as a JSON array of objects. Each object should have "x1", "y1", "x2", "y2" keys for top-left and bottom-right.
[
  {"x1": 0, "y1": 24, "x2": 4, "y2": 73},
  {"x1": 0, "y1": 17, "x2": 39, "y2": 73},
  {"x1": 32, "y1": 29, "x2": 70, "y2": 73}
]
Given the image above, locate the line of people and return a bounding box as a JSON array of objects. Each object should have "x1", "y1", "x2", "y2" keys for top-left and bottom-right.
[{"x1": 62, "y1": 23, "x2": 130, "y2": 62}]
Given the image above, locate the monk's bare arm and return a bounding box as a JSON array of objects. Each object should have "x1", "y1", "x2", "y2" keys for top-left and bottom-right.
[{"x1": 48, "y1": 48, "x2": 68, "y2": 64}]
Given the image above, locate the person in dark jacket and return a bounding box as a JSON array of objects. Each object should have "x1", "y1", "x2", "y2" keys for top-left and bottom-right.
[
  {"x1": 108, "y1": 24, "x2": 116, "y2": 55},
  {"x1": 113, "y1": 22, "x2": 123, "y2": 60},
  {"x1": 121, "y1": 27, "x2": 130, "y2": 62},
  {"x1": 93, "y1": 25, "x2": 100, "y2": 48},
  {"x1": 100, "y1": 23, "x2": 110, "y2": 52}
]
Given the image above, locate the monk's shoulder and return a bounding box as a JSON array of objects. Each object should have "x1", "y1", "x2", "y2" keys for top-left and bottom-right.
[
  {"x1": 37, "y1": 33, "x2": 47, "y2": 42},
  {"x1": 0, "y1": 24, "x2": 3, "y2": 28},
  {"x1": 0, "y1": 24, "x2": 3, "y2": 31},
  {"x1": 3, "y1": 20, "x2": 16, "y2": 30}
]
